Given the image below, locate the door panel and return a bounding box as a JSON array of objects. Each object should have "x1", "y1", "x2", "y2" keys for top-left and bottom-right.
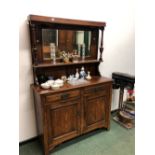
[
  {"x1": 86, "y1": 97, "x2": 105, "y2": 125},
  {"x1": 83, "y1": 96, "x2": 107, "y2": 132},
  {"x1": 47, "y1": 100, "x2": 80, "y2": 144},
  {"x1": 51, "y1": 105, "x2": 77, "y2": 137}
]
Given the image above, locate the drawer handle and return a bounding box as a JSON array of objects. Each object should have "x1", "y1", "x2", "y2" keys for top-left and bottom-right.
[
  {"x1": 96, "y1": 87, "x2": 103, "y2": 92},
  {"x1": 61, "y1": 93, "x2": 69, "y2": 100},
  {"x1": 90, "y1": 88, "x2": 96, "y2": 93},
  {"x1": 91, "y1": 87, "x2": 103, "y2": 93}
]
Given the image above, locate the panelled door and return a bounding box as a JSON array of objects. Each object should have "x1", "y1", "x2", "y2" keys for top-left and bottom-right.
[{"x1": 47, "y1": 99, "x2": 81, "y2": 145}]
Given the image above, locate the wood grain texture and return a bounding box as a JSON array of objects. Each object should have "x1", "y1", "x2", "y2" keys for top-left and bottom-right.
[{"x1": 29, "y1": 15, "x2": 106, "y2": 28}]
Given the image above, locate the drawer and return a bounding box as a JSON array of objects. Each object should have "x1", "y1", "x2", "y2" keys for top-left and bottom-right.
[
  {"x1": 84, "y1": 84, "x2": 109, "y2": 97},
  {"x1": 46, "y1": 89, "x2": 80, "y2": 103}
]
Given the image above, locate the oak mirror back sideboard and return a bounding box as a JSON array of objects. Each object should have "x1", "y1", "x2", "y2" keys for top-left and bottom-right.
[{"x1": 28, "y1": 14, "x2": 112, "y2": 155}]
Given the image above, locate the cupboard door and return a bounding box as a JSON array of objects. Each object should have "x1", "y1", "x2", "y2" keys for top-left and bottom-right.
[
  {"x1": 83, "y1": 96, "x2": 108, "y2": 133},
  {"x1": 47, "y1": 99, "x2": 80, "y2": 145}
]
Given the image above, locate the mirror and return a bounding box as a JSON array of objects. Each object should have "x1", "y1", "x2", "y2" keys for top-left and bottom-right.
[{"x1": 42, "y1": 29, "x2": 92, "y2": 60}]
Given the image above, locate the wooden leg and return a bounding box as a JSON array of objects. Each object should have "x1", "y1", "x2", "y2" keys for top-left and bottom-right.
[
  {"x1": 44, "y1": 149, "x2": 49, "y2": 155},
  {"x1": 105, "y1": 127, "x2": 110, "y2": 131},
  {"x1": 106, "y1": 123, "x2": 111, "y2": 131},
  {"x1": 46, "y1": 145, "x2": 56, "y2": 155},
  {"x1": 43, "y1": 141, "x2": 49, "y2": 155}
]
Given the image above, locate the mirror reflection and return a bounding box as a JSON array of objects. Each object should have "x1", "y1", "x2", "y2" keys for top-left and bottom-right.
[{"x1": 42, "y1": 29, "x2": 92, "y2": 60}]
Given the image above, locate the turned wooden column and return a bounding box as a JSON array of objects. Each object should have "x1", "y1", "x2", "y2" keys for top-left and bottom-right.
[
  {"x1": 99, "y1": 28, "x2": 104, "y2": 62},
  {"x1": 29, "y1": 22, "x2": 38, "y2": 65}
]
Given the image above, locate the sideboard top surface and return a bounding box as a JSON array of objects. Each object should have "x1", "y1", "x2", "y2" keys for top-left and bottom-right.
[{"x1": 31, "y1": 76, "x2": 112, "y2": 95}]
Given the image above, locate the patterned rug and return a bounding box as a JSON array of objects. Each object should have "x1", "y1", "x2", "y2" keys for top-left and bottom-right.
[{"x1": 113, "y1": 115, "x2": 135, "y2": 129}]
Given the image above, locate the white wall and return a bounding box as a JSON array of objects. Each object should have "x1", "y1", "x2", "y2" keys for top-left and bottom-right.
[{"x1": 19, "y1": 0, "x2": 135, "y2": 142}]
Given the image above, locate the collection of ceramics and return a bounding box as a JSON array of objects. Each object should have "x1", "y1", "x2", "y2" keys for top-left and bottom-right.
[
  {"x1": 41, "y1": 79, "x2": 64, "y2": 90},
  {"x1": 40, "y1": 66, "x2": 92, "y2": 90}
]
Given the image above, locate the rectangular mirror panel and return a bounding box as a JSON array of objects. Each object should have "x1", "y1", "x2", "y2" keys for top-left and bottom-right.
[{"x1": 42, "y1": 29, "x2": 92, "y2": 60}]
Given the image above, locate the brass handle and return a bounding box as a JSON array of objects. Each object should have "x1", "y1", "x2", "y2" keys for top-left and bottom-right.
[
  {"x1": 90, "y1": 87, "x2": 103, "y2": 93},
  {"x1": 96, "y1": 87, "x2": 103, "y2": 92},
  {"x1": 61, "y1": 93, "x2": 69, "y2": 100},
  {"x1": 33, "y1": 47, "x2": 37, "y2": 51},
  {"x1": 77, "y1": 111, "x2": 80, "y2": 116}
]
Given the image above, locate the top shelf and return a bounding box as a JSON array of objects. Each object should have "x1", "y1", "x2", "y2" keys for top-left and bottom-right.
[
  {"x1": 33, "y1": 59, "x2": 100, "y2": 68},
  {"x1": 29, "y1": 15, "x2": 106, "y2": 28}
]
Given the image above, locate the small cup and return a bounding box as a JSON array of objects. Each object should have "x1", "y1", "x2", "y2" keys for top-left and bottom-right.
[{"x1": 46, "y1": 80, "x2": 54, "y2": 85}]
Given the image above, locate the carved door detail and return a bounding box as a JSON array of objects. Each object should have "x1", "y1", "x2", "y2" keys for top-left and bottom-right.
[
  {"x1": 47, "y1": 99, "x2": 80, "y2": 144},
  {"x1": 83, "y1": 96, "x2": 107, "y2": 132}
]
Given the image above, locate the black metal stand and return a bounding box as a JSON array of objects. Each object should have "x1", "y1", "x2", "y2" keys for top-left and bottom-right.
[{"x1": 112, "y1": 72, "x2": 135, "y2": 128}]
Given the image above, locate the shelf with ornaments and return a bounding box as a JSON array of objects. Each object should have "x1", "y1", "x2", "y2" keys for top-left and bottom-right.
[{"x1": 32, "y1": 59, "x2": 100, "y2": 69}]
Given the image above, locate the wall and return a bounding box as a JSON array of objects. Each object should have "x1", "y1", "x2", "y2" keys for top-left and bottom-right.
[{"x1": 19, "y1": 0, "x2": 135, "y2": 142}]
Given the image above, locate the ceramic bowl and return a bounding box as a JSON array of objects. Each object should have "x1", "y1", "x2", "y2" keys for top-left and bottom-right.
[
  {"x1": 41, "y1": 83, "x2": 50, "y2": 89},
  {"x1": 55, "y1": 79, "x2": 64, "y2": 87},
  {"x1": 46, "y1": 80, "x2": 54, "y2": 85},
  {"x1": 51, "y1": 83, "x2": 60, "y2": 90}
]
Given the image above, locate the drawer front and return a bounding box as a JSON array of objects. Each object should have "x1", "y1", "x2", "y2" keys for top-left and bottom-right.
[
  {"x1": 84, "y1": 84, "x2": 110, "y2": 98},
  {"x1": 46, "y1": 89, "x2": 80, "y2": 103}
]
